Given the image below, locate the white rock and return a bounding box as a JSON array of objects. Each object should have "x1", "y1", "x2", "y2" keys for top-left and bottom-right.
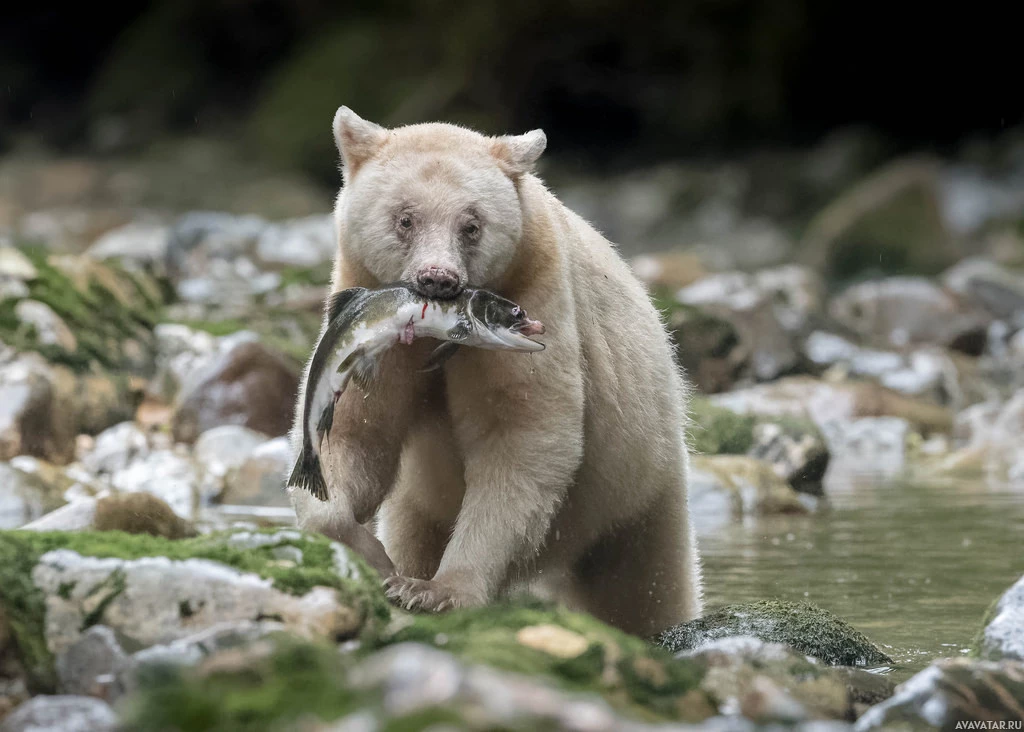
[
  {"x1": 86, "y1": 222, "x2": 169, "y2": 268},
  {"x1": 14, "y1": 300, "x2": 77, "y2": 351},
  {"x1": 193, "y1": 425, "x2": 270, "y2": 500},
  {"x1": 256, "y1": 215, "x2": 336, "y2": 268},
  {"x1": 0, "y1": 246, "x2": 38, "y2": 280},
  {"x1": 0, "y1": 696, "x2": 118, "y2": 732},
  {"x1": 109, "y1": 449, "x2": 198, "y2": 519},
  {"x1": 80, "y1": 421, "x2": 150, "y2": 476},
  {"x1": 980, "y1": 574, "x2": 1024, "y2": 661},
  {"x1": 32, "y1": 544, "x2": 361, "y2": 657}
]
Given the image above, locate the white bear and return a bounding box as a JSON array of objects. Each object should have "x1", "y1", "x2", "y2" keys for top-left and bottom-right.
[{"x1": 291, "y1": 107, "x2": 701, "y2": 635}]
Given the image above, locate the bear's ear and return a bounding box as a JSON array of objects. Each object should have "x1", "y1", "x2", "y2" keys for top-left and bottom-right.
[
  {"x1": 333, "y1": 106, "x2": 387, "y2": 178},
  {"x1": 491, "y1": 129, "x2": 547, "y2": 178}
]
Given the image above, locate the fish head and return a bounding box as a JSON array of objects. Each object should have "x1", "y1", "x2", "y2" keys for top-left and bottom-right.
[{"x1": 465, "y1": 290, "x2": 545, "y2": 352}]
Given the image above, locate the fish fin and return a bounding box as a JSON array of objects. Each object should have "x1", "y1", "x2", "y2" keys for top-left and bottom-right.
[
  {"x1": 316, "y1": 402, "x2": 335, "y2": 440},
  {"x1": 287, "y1": 438, "x2": 328, "y2": 501},
  {"x1": 326, "y1": 287, "x2": 367, "y2": 323},
  {"x1": 419, "y1": 342, "x2": 460, "y2": 372},
  {"x1": 447, "y1": 319, "x2": 472, "y2": 342},
  {"x1": 351, "y1": 355, "x2": 378, "y2": 391}
]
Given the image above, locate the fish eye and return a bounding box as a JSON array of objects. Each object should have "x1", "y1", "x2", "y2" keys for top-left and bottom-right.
[{"x1": 512, "y1": 305, "x2": 523, "y2": 319}]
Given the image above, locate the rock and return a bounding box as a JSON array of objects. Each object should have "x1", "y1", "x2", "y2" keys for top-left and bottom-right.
[
  {"x1": 750, "y1": 421, "x2": 830, "y2": 494},
  {"x1": 659, "y1": 300, "x2": 747, "y2": 393},
  {"x1": 711, "y1": 376, "x2": 953, "y2": 437},
  {"x1": 20, "y1": 499, "x2": 100, "y2": 533},
  {"x1": 92, "y1": 493, "x2": 195, "y2": 538},
  {"x1": 79, "y1": 421, "x2": 150, "y2": 477},
  {"x1": 13, "y1": 300, "x2": 77, "y2": 351},
  {"x1": 657, "y1": 600, "x2": 893, "y2": 667},
  {"x1": 0, "y1": 462, "x2": 67, "y2": 529},
  {"x1": 0, "y1": 247, "x2": 37, "y2": 281},
  {"x1": 677, "y1": 265, "x2": 824, "y2": 334},
  {"x1": 15, "y1": 207, "x2": 132, "y2": 255},
  {"x1": 255, "y1": 215, "x2": 336, "y2": 268},
  {"x1": 171, "y1": 340, "x2": 299, "y2": 444},
  {"x1": 943, "y1": 257, "x2": 1024, "y2": 322},
  {"x1": 689, "y1": 455, "x2": 811, "y2": 534},
  {"x1": 854, "y1": 658, "x2": 1024, "y2": 730},
  {"x1": 0, "y1": 695, "x2": 118, "y2": 732},
  {"x1": 108, "y1": 449, "x2": 199, "y2": 520},
  {"x1": 85, "y1": 221, "x2": 169, "y2": 272},
  {"x1": 979, "y1": 573, "x2": 1024, "y2": 661},
  {"x1": 801, "y1": 158, "x2": 960, "y2": 280},
  {"x1": 56, "y1": 625, "x2": 129, "y2": 697},
  {"x1": 674, "y1": 267, "x2": 819, "y2": 381},
  {"x1": 804, "y1": 331, "x2": 966, "y2": 403},
  {"x1": 820, "y1": 417, "x2": 911, "y2": 476},
  {"x1": 150, "y1": 323, "x2": 260, "y2": 402},
  {"x1": 630, "y1": 251, "x2": 708, "y2": 290},
  {"x1": 0, "y1": 529, "x2": 386, "y2": 688},
  {"x1": 686, "y1": 636, "x2": 892, "y2": 723},
  {"x1": 193, "y1": 425, "x2": 270, "y2": 501},
  {"x1": 222, "y1": 436, "x2": 292, "y2": 507},
  {"x1": 829, "y1": 277, "x2": 989, "y2": 353},
  {"x1": 689, "y1": 397, "x2": 829, "y2": 494},
  {"x1": 0, "y1": 354, "x2": 75, "y2": 463}
]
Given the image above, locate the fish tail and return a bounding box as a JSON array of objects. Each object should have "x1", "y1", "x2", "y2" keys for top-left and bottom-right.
[{"x1": 288, "y1": 438, "x2": 328, "y2": 501}]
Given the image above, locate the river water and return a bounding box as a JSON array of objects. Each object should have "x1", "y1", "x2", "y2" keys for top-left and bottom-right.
[{"x1": 698, "y1": 468, "x2": 1024, "y2": 681}]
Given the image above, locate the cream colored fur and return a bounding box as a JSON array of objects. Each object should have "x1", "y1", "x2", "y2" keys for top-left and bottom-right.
[{"x1": 290, "y1": 107, "x2": 701, "y2": 635}]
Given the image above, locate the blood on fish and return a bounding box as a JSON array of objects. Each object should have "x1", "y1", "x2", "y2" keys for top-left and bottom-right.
[{"x1": 421, "y1": 302, "x2": 428, "y2": 319}]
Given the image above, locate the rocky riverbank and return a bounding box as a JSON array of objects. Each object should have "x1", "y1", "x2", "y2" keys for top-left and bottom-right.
[{"x1": 1, "y1": 136, "x2": 1023, "y2": 728}]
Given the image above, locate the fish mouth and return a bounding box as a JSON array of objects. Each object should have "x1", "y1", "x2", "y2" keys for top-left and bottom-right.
[{"x1": 515, "y1": 318, "x2": 546, "y2": 337}]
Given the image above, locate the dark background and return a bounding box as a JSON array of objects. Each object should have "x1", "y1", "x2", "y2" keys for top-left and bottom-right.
[{"x1": 2, "y1": 0, "x2": 1019, "y2": 181}]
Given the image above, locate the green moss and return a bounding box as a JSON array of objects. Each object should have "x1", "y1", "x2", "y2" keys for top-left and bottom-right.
[
  {"x1": 656, "y1": 600, "x2": 892, "y2": 667},
  {"x1": 125, "y1": 638, "x2": 360, "y2": 732},
  {"x1": 0, "y1": 247, "x2": 163, "y2": 372},
  {"x1": 0, "y1": 529, "x2": 389, "y2": 691},
  {"x1": 175, "y1": 306, "x2": 318, "y2": 364},
  {"x1": 80, "y1": 569, "x2": 127, "y2": 632},
  {"x1": 688, "y1": 397, "x2": 757, "y2": 455},
  {"x1": 382, "y1": 599, "x2": 708, "y2": 722}
]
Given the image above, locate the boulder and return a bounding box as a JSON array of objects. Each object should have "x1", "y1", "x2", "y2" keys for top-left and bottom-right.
[
  {"x1": 0, "y1": 695, "x2": 118, "y2": 732},
  {"x1": 854, "y1": 658, "x2": 1024, "y2": 730},
  {"x1": 171, "y1": 341, "x2": 299, "y2": 444},
  {"x1": 23, "y1": 493, "x2": 194, "y2": 539},
  {"x1": 689, "y1": 397, "x2": 830, "y2": 494},
  {"x1": 659, "y1": 300, "x2": 747, "y2": 393},
  {"x1": 222, "y1": 436, "x2": 292, "y2": 507},
  {"x1": 942, "y1": 257, "x2": 1024, "y2": 322},
  {"x1": 689, "y1": 455, "x2": 811, "y2": 535},
  {"x1": 86, "y1": 221, "x2": 169, "y2": 272},
  {"x1": 193, "y1": 425, "x2": 270, "y2": 501},
  {"x1": 711, "y1": 376, "x2": 953, "y2": 437},
  {"x1": 829, "y1": 277, "x2": 988, "y2": 353},
  {"x1": 979, "y1": 573, "x2": 1024, "y2": 661},
  {"x1": 657, "y1": 600, "x2": 892, "y2": 667},
  {"x1": 801, "y1": 158, "x2": 960, "y2": 280},
  {"x1": 685, "y1": 636, "x2": 893, "y2": 723},
  {"x1": 0, "y1": 529, "x2": 387, "y2": 690},
  {"x1": 0, "y1": 462, "x2": 68, "y2": 530}
]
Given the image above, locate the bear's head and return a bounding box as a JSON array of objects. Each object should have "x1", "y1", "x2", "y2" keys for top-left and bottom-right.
[{"x1": 331, "y1": 106, "x2": 545, "y2": 298}]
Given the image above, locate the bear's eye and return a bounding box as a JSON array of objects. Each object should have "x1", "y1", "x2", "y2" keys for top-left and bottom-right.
[
  {"x1": 398, "y1": 215, "x2": 413, "y2": 230},
  {"x1": 462, "y1": 222, "x2": 480, "y2": 238}
]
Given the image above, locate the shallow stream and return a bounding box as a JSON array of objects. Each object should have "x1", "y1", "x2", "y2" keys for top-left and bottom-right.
[{"x1": 699, "y1": 468, "x2": 1024, "y2": 681}]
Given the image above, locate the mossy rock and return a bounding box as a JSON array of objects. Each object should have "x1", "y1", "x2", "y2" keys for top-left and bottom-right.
[
  {"x1": 656, "y1": 600, "x2": 892, "y2": 667},
  {"x1": 0, "y1": 248, "x2": 164, "y2": 372},
  {"x1": 379, "y1": 600, "x2": 712, "y2": 723},
  {"x1": 0, "y1": 529, "x2": 389, "y2": 691},
  {"x1": 689, "y1": 397, "x2": 758, "y2": 455}
]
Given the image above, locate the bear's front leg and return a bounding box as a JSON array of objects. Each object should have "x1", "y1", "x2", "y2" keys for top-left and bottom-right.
[{"x1": 385, "y1": 359, "x2": 584, "y2": 611}]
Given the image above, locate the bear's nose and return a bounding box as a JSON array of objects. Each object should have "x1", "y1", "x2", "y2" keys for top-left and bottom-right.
[{"x1": 416, "y1": 267, "x2": 462, "y2": 299}]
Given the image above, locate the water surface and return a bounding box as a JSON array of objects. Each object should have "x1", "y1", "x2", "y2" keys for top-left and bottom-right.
[{"x1": 698, "y1": 470, "x2": 1024, "y2": 680}]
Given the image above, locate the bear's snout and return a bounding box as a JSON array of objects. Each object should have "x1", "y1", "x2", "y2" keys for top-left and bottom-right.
[{"x1": 416, "y1": 266, "x2": 462, "y2": 299}]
